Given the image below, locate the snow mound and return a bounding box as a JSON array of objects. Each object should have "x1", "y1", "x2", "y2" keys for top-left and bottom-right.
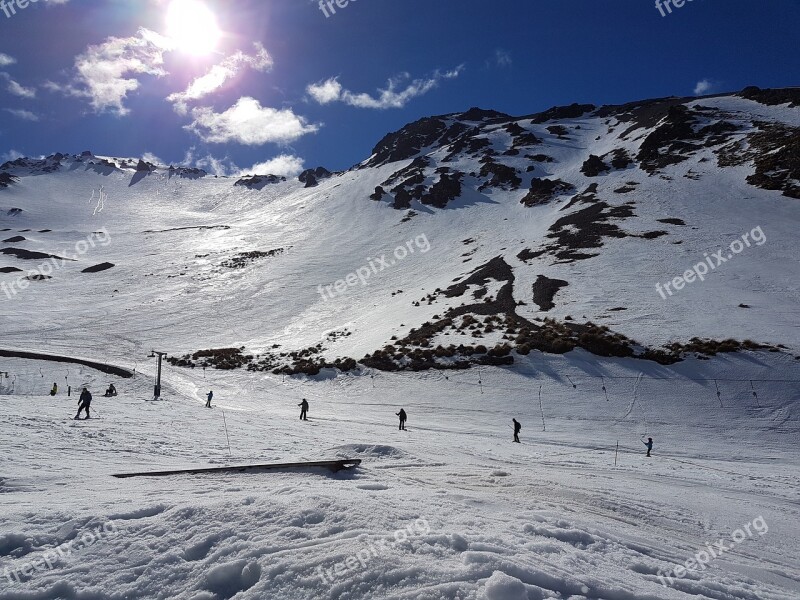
[{"x1": 331, "y1": 444, "x2": 408, "y2": 460}]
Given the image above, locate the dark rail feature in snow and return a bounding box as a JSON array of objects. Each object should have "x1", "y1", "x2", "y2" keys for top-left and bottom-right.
[
  {"x1": 111, "y1": 459, "x2": 362, "y2": 478},
  {"x1": 0, "y1": 349, "x2": 134, "y2": 378}
]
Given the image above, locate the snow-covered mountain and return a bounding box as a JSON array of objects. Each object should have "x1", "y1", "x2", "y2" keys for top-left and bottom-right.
[
  {"x1": 1, "y1": 87, "x2": 798, "y2": 375},
  {"x1": 1, "y1": 87, "x2": 799, "y2": 600}
]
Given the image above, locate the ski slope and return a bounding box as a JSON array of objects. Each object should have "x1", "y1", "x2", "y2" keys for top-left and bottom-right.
[{"x1": 0, "y1": 349, "x2": 798, "y2": 599}]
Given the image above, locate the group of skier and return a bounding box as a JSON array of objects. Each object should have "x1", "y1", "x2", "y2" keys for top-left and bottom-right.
[{"x1": 66, "y1": 383, "x2": 655, "y2": 456}]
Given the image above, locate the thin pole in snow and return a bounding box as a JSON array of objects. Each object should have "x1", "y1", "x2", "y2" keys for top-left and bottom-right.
[
  {"x1": 602, "y1": 376, "x2": 609, "y2": 401},
  {"x1": 566, "y1": 374, "x2": 576, "y2": 389},
  {"x1": 478, "y1": 367, "x2": 483, "y2": 395},
  {"x1": 538, "y1": 384, "x2": 546, "y2": 431},
  {"x1": 222, "y1": 410, "x2": 232, "y2": 456},
  {"x1": 614, "y1": 441, "x2": 619, "y2": 467},
  {"x1": 714, "y1": 379, "x2": 723, "y2": 408}
]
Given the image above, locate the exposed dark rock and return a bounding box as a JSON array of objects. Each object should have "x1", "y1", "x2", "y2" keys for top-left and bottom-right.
[
  {"x1": 478, "y1": 159, "x2": 521, "y2": 191},
  {"x1": 745, "y1": 123, "x2": 800, "y2": 199},
  {"x1": 658, "y1": 218, "x2": 686, "y2": 226},
  {"x1": 299, "y1": 167, "x2": 332, "y2": 187},
  {"x1": 581, "y1": 154, "x2": 610, "y2": 177},
  {"x1": 520, "y1": 178, "x2": 575, "y2": 207},
  {"x1": 0, "y1": 266, "x2": 23, "y2": 273},
  {"x1": 532, "y1": 275, "x2": 569, "y2": 311},
  {"x1": 2, "y1": 236, "x2": 25, "y2": 243},
  {"x1": 370, "y1": 186, "x2": 386, "y2": 201},
  {"x1": 421, "y1": 171, "x2": 463, "y2": 207},
  {"x1": 546, "y1": 125, "x2": 570, "y2": 138},
  {"x1": 738, "y1": 86, "x2": 800, "y2": 108},
  {"x1": 234, "y1": 175, "x2": 287, "y2": 190},
  {"x1": 0, "y1": 173, "x2": 17, "y2": 188},
  {"x1": 530, "y1": 103, "x2": 595, "y2": 124}
]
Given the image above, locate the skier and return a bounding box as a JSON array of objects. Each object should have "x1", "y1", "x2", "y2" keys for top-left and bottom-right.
[
  {"x1": 396, "y1": 408, "x2": 407, "y2": 430},
  {"x1": 512, "y1": 418, "x2": 521, "y2": 443},
  {"x1": 50, "y1": 382, "x2": 58, "y2": 396},
  {"x1": 643, "y1": 437, "x2": 653, "y2": 457},
  {"x1": 299, "y1": 398, "x2": 309, "y2": 421},
  {"x1": 104, "y1": 384, "x2": 117, "y2": 397},
  {"x1": 205, "y1": 390, "x2": 213, "y2": 408},
  {"x1": 74, "y1": 387, "x2": 92, "y2": 420}
]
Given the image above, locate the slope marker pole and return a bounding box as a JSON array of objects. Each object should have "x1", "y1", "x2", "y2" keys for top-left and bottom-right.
[
  {"x1": 538, "y1": 384, "x2": 546, "y2": 432},
  {"x1": 222, "y1": 410, "x2": 232, "y2": 456}
]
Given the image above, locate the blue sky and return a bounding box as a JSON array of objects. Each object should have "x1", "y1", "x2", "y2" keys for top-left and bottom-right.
[{"x1": 0, "y1": 0, "x2": 797, "y2": 176}]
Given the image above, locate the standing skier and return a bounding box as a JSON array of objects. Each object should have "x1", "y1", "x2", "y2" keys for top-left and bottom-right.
[
  {"x1": 396, "y1": 408, "x2": 407, "y2": 430},
  {"x1": 512, "y1": 418, "x2": 521, "y2": 443},
  {"x1": 50, "y1": 382, "x2": 58, "y2": 396},
  {"x1": 205, "y1": 390, "x2": 213, "y2": 408},
  {"x1": 75, "y1": 387, "x2": 92, "y2": 420},
  {"x1": 643, "y1": 437, "x2": 653, "y2": 457},
  {"x1": 299, "y1": 398, "x2": 309, "y2": 421}
]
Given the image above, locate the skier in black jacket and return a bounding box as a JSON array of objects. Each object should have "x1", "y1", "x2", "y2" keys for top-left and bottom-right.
[
  {"x1": 75, "y1": 387, "x2": 92, "y2": 420},
  {"x1": 643, "y1": 437, "x2": 653, "y2": 457},
  {"x1": 299, "y1": 398, "x2": 309, "y2": 421},
  {"x1": 396, "y1": 408, "x2": 407, "y2": 430},
  {"x1": 512, "y1": 418, "x2": 521, "y2": 443}
]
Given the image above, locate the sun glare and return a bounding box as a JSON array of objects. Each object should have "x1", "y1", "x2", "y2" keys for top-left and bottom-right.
[{"x1": 165, "y1": 0, "x2": 221, "y2": 56}]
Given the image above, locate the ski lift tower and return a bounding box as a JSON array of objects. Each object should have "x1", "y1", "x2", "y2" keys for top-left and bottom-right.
[{"x1": 148, "y1": 351, "x2": 168, "y2": 399}]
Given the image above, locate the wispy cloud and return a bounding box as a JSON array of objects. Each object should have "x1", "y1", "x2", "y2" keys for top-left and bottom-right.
[
  {"x1": 307, "y1": 65, "x2": 465, "y2": 109},
  {"x1": 0, "y1": 73, "x2": 36, "y2": 98},
  {"x1": 694, "y1": 78, "x2": 715, "y2": 96},
  {"x1": 55, "y1": 27, "x2": 173, "y2": 115},
  {"x1": 0, "y1": 53, "x2": 16, "y2": 67},
  {"x1": 494, "y1": 49, "x2": 512, "y2": 68},
  {"x1": 185, "y1": 96, "x2": 319, "y2": 145},
  {"x1": 4, "y1": 108, "x2": 39, "y2": 121},
  {"x1": 1, "y1": 149, "x2": 25, "y2": 163},
  {"x1": 167, "y1": 43, "x2": 273, "y2": 114}
]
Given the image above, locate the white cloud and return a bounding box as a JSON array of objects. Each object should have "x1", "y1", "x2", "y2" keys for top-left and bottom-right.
[
  {"x1": 0, "y1": 54, "x2": 16, "y2": 67},
  {"x1": 241, "y1": 154, "x2": 305, "y2": 177},
  {"x1": 306, "y1": 65, "x2": 465, "y2": 110},
  {"x1": 62, "y1": 27, "x2": 173, "y2": 115},
  {"x1": 694, "y1": 79, "x2": 714, "y2": 96},
  {"x1": 4, "y1": 109, "x2": 39, "y2": 121},
  {"x1": 185, "y1": 96, "x2": 318, "y2": 145},
  {"x1": 307, "y1": 77, "x2": 343, "y2": 105},
  {"x1": 167, "y1": 43, "x2": 273, "y2": 114}
]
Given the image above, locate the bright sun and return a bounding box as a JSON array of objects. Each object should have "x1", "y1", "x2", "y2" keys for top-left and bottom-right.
[{"x1": 165, "y1": 0, "x2": 221, "y2": 56}]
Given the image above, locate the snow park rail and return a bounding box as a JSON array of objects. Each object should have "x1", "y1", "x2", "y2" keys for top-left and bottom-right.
[
  {"x1": 0, "y1": 349, "x2": 134, "y2": 378},
  {"x1": 111, "y1": 459, "x2": 362, "y2": 478}
]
